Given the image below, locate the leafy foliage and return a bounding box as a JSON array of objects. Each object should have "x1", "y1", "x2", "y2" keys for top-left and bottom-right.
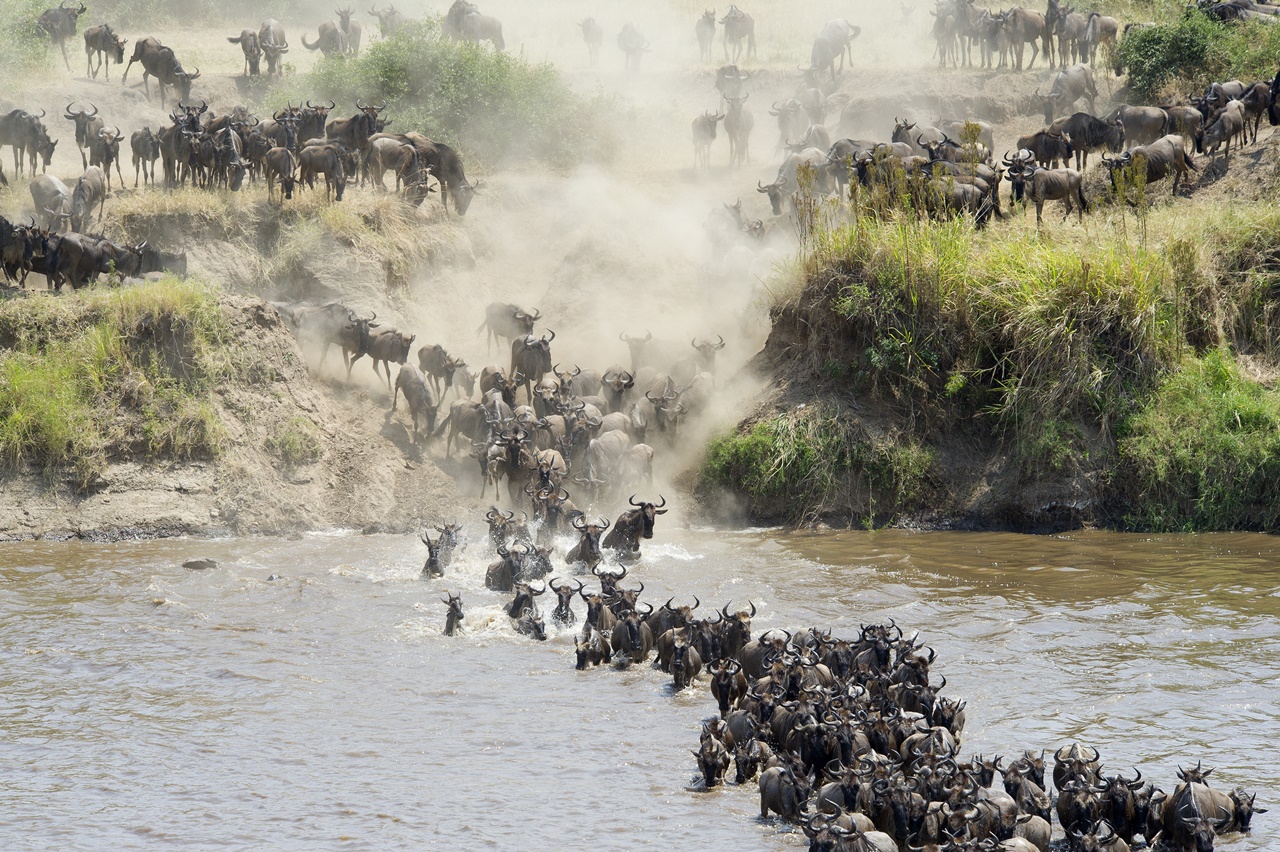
[{"x1": 1118, "y1": 10, "x2": 1280, "y2": 100}]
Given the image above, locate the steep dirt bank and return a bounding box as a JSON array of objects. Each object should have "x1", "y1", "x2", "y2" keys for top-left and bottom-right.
[{"x1": 0, "y1": 293, "x2": 470, "y2": 541}]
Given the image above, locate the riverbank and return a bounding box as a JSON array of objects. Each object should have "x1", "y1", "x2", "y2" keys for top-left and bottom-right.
[
  {"x1": 698, "y1": 196, "x2": 1280, "y2": 533},
  {"x1": 0, "y1": 281, "x2": 464, "y2": 541}
]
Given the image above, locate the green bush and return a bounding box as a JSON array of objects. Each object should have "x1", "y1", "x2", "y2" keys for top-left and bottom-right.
[
  {"x1": 265, "y1": 416, "x2": 323, "y2": 467},
  {"x1": 268, "y1": 20, "x2": 613, "y2": 168},
  {"x1": 1119, "y1": 10, "x2": 1280, "y2": 100},
  {"x1": 0, "y1": 279, "x2": 230, "y2": 488},
  {"x1": 1117, "y1": 350, "x2": 1280, "y2": 530}
]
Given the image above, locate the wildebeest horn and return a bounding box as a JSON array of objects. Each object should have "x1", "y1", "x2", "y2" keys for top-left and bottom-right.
[{"x1": 357, "y1": 98, "x2": 365, "y2": 109}]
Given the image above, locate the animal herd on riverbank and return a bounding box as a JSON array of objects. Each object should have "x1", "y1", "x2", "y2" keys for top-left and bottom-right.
[{"x1": 427, "y1": 499, "x2": 1264, "y2": 852}]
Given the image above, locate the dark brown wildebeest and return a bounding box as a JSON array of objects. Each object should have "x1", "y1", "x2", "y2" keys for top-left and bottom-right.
[
  {"x1": 1015, "y1": 128, "x2": 1073, "y2": 169},
  {"x1": 70, "y1": 166, "x2": 107, "y2": 234},
  {"x1": 84, "y1": 24, "x2": 126, "y2": 80},
  {"x1": 416, "y1": 343, "x2": 466, "y2": 396},
  {"x1": 1106, "y1": 104, "x2": 1168, "y2": 147},
  {"x1": 302, "y1": 20, "x2": 347, "y2": 55},
  {"x1": 442, "y1": 593, "x2": 463, "y2": 633},
  {"x1": 263, "y1": 146, "x2": 298, "y2": 201},
  {"x1": 38, "y1": 2, "x2": 86, "y2": 71},
  {"x1": 327, "y1": 101, "x2": 383, "y2": 154},
  {"x1": 478, "y1": 303, "x2": 539, "y2": 353},
  {"x1": 227, "y1": 29, "x2": 262, "y2": 76},
  {"x1": 575, "y1": 623, "x2": 610, "y2": 667},
  {"x1": 603, "y1": 495, "x2": 668, "y2": 556},
  {"x1": 510, "y1": 330, "x2": 555, "y2": 402},
  {"x1": 1048, "y1": 112, "x2": 1124, "y2": 171},
  {"x1": 370, "y1": 5, "x2": 407, "y2": 38},
  {"x1": 566, "y1": 515, "x2": 610, "y2": 570},
  {"x1": 123, "y1": 38, "x2": 201, "y2": 110},
  {"x1": 1200, "y1": 99, "x2": 1246, "y2": 161},
  {"x1": 399, "y1": 133, "x2": 479, "y2": 214},
  {"x1": 298, "y1": 142, "x2": 348, "y2": 202},
  {"x1": 349, "y1": 327, "x2": 415, "y2": 391},
  {"x1": 1007, "y1": 163, "x2": 1087, "y2": 225},
  {"x1": 1041, "y1": 63, "x2": 1097, "y2": 123},
  {"x1": 130, "y1": 127, "x2": 161, "y2": 187},
  {"x1": 63, "y1": 103, "x2": 102, "y2": 170},
  {"x1": 999, "y1": 6, "x2": 1049, "y2": 71},
  {"x1": 259, "y1": 19, "x2": 289, "y2": 76},
  {"x1": 548, "y1": 576, "x2": 583, "y2": 627},
  {"x1": 89, "y1": 126, "x2": 125, "y2": 190},
  {"x1": 393, "y1": 364, "x2": 438, "y2": 443}
]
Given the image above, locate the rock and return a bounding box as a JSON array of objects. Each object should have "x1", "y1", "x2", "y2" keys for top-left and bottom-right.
[{"x1": 183, "y1": 558, "x2": 219, "y2": 570}]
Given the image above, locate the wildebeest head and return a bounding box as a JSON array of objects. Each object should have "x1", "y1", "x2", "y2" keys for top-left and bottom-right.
[
  {"x1": 691, "y1": 335, "x2": 725, "y2": 372},
  {"x1": 645, "y1": 388, "x2": 688, "y2": 434},
  {"x1": 628, "y1": 493, "x2": 668, "y2": 538},
  {"x1": 719, "y1": 599, "x2": 754, "y2": 657},
  {"x1": 517, "y1": 607, "x2": 547, "y2": 640},
  {"x1": 1228, "y1": 787, "x2": 1265, "y2": 829},
  {"x1": 63, "y1": 102, "x2": 99, "y2": 146},
  {"x1": 548, "y1": 576, "x2": 582, "y2": 626},
  {"x1": 756, "y1": 178, "x2": 784, "y2": 215},
  {"x1": 442, "y1": 592, "x2": 463, "y2": 635},
  {"x1": 694, "y1": 734, "x2": 730, "y2": 787},
  {"x1": 590, "y1": 562, "x2": 626, "y2": 597},
  {"x1": 619, "y1": 330, "x2": 652, "y2": 372},
  {"x1": 506, "y1": 580, "x2": 546, "y2": 619},
  {"x1": 1177, "y1": 801, "x2": 1231, "y2": 852},
  {"x1": 485, "y1": 506, "x2": 515, "y2": 548},
  {"x1": 1176, "y1": 760, "x2": 1213, "y2": 786},
  {"x1": 571, "y1": 514, "x2": 609, "y2": 562},
  {"x1": 420, "y1": 531, "x2": 443, "y2": 577},
  {"x1": 715, "y1": 64, "x2": 750, "y2": 100}
]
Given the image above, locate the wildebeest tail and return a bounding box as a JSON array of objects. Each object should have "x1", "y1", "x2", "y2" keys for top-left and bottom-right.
[
  {"x1": 474, "y1": 317, "x2": 488, "y2": 335},
  {"x1": 1077, "y1": 183, "x2": 1088, "y2": 213}
]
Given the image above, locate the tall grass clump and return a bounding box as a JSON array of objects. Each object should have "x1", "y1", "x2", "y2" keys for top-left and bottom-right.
[
  {"x1": 268, "y1": 20, "x2": 613, "y2": 168},
  {"x1": 811, "y1": 212, "x2": 1176, "y2": 438},
  {"x1": 0, "y1": 279, "x2": 230, "y2": 488},
  {"x1": 1119, "y1": 9, "x2": 1280, "y2": 100},
  {"x1": 0, "y1": 0, "x2": 57, "y2": 76},
  {"x1": 1116, "y1": 350, "x2": 1280, "y2": 531},
  {"x1": 700, "y1": 404, "x2": 936, "y2": 524}
]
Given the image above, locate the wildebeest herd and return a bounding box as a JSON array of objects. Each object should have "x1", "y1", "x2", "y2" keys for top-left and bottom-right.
[
  {"x1": 423, "y1": 490, "x2": 1264, "y2": 851},
  {"x1": 3, "y1": 4, "x2": 489, "y2": 291},
  {"x1": 270, "y1": 298, "x2": 724, "y2": 513}
]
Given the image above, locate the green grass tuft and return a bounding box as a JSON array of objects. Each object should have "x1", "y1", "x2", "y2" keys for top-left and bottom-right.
[{"x1": 265, "y1": 416, "x2": 323, "y2": 467}]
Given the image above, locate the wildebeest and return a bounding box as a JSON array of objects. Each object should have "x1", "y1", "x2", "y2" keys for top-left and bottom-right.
[
  {"x1": 442, "y1": 593, "x2": 463, "y2": 634},
  {"x1": 811, "y1": 18, "x2": 861, "y2": 80},
  {"x1": 1081, "y1": 12, "x2": 1118, "y2": 65},
  {"x1": 298, "y1": 142, "x2": 348, "y2": 202},
  {"x1": 123, "y1": 38, "x2": 201, "y2": 110},
  {"x1": 723, "y1": 94, "x2": 754, "y2": 166},
  {"x1": 227, "y1": 29, "x2": 262, "y2": 76},
  {"x1": 999, "y1": 6, "x2": 1050, "y2": 71},
  {"x1": 610, "y1": 606, "x2": 654, "y2": 665},
  {"x1": 580, "y1": 17, "x2": 604, "y2": 66},
  {"x1": 1050, "y1": 112, "x2": 1124, "y2": 169},
  {"x1": 130, "y1": 127, "x2": 161, "y2": 187},
  {"x1": 38, "y1": 2, "x2": 86, "y2": 71},
  {"x1": 696, "y1": 10, "x2": 715, "y2": 61},
  {"x1": 259, "y1": 19, "x2": 289, "y2": 76},
  {"x1": 63, "y1": 103, "x2": 102, "y2": 170},
  {"x1": 370, "y1": 5, "x2": 407, "y2": 38},
  {"x1": 1103, "y1": 134, "x2": 1198, "y2": 194},
  {"x1": 1041, "y1": 63, "x2": 1097, "y2": 122},
  {"x1": 393, "y1": 364, "x2": 439, "y2": 443},
  {"x1": 336, "y1": 7, "x2": 363, "y2": 55},
  {"x1": 1200, "y1": 99, "x2": 1245, "y2": 161},
  {"x1": 511, "y1": 330, "x2": 555, "y2": 402},
  {"x1": 603, "y1": 495, "x2": 668, "y2": 556},
  {"x1": 720, "y1": 4, "x2": 755, "y2": 62},
  {"x1": 1015, "y1": 129, "x2": 1073, "y2": 169},
  {"x1": 264, "y1": 146, "x2": 298, "y2": 201},
  {"x1": 30, "y1": 174, "x2": 73, "y2": 231},
  {"x1": 390, "y1": 133, "x2": 479, "y2": 214},
  {"x1": 70, "y1": 166, "x2": 107, "y2": 234},
  {"x1": 566, "y1": 514, "x2": 609, "y2": 570},
  {"x1": 760, "y1": 763, "x2": 812, "y2": 821},
  {"x1": 478, "y1": 303, "x2": 539, "y2": 353},
  {"x1": 302, "y1": 20, "x2": 346, "y2": 55},
  {"x1": 757, "y1": 147, "x2": 832, "y2": 215},
  {"x1": 618, "y1": 23, "x2": 650, "y2": 73},
  {"x1": 693, "y1": 110, "x2": 725, "y2": 169},
  {"x1": 84, "y1": 23, "x2": 126, "y2": 80},
  {"x1": 350, "y1": 327, "x2": 415, "y2": 391},
  {"x1": 1107, "y1": 104, "x2": 1169, "y2": 147},
  {"x1": 89, "y1": 126, "x2": 124, "y2": 190},
  {"x1": 445, "y1": 0, "x2": 504, "y2": 49}
]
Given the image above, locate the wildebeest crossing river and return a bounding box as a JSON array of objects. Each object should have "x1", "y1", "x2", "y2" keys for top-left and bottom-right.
[{"x1": 0, "y1": 528, "x2": 1275, "y2": 848}]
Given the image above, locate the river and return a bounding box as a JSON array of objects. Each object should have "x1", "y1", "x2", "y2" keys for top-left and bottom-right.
[{"x1": 1, "y1": 528, "x2": 1275, "y2": 849}]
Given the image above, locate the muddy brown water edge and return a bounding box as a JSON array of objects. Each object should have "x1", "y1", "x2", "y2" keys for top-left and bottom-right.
[{"x1": 0, "y1": 528, "x2": 1275, "y2": 848}]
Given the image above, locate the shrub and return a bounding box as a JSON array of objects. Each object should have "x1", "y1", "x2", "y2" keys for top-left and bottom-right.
[
  {"x1": 1119, "y1": 10, "x2": 1280, "y2": 100},
  {"x1": 267, "y1": 20, "x2": 613, "y2": 168},
  {"x1": 265, "y1": 416, "x2": 323, "y2": 467},
  {"x1": 1116, "y1": 350, "x2": 1280, "y2": 530}
]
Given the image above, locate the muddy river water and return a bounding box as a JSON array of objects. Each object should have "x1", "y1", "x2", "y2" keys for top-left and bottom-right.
[{"x1": 1, "y1": 528, "x2": 1275, "y2": 848}]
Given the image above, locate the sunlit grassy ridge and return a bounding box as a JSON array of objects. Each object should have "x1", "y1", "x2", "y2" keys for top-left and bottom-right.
[
  {"x1": 703, "y1": 201, "x2": 1280, "y2": 530},
  {"x1": 0, "y1": 279, "x2": 231, "y2": 489}
]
